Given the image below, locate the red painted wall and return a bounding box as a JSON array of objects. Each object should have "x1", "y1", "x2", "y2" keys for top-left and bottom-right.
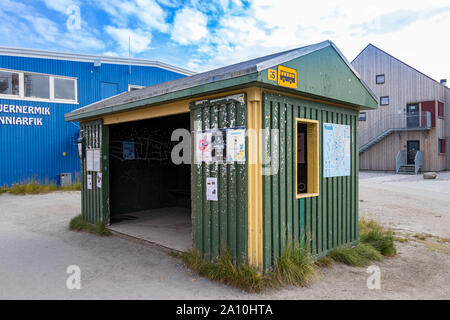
[{"x1": 421, "y1": 100, "x2": 436, "y2": 127}]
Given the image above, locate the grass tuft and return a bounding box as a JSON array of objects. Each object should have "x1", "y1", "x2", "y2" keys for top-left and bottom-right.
[
  {"x1": 272, "y1": 243, "x2": 316, "y2": 287},
  {"x1": 329, "y1": 243, "x2": 382, "y2": 267},
  {"x1": 69, "y1": 214, "x2": 111, "y2": 236},
  {"x1": 180, "y1": 245, "x2": 315, "y2": 293},
  {"x1": 315, "y1": 256, "x2": 333, "y2": 268},
  {"x1": 3, "y1": 181, "x2": 81, "y2": 195},
  {"x1": 180, "y1": 249, "x2": 267, "y2": 293},
  {"x1": 327, "y1": 219, "x2": 397, "y2": 267},
  {"x1": 359, "y1": 219, "x2": 397, "y2": 256}
]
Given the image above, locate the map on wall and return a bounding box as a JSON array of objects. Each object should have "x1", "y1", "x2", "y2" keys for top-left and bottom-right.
[{"x1": 323, "y1": 123, "x2": 351, "y2": 177}]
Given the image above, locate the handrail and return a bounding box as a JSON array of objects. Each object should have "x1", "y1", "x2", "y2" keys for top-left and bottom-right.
[
  {"x1": 414, "y1": 150, "x2": 423, "y2": 174},
  {"x1": 396, "y1": 151, "x2": 405, "y2": 173},
  {"x1": 360, "y1": 111, "x2": 432, "y2": 147}
]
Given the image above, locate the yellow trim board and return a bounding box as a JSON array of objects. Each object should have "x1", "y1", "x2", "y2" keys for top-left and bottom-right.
[
  {"x1": 247, "y1": 87, "x2": 263, "y2": 270},
  {"x1": 295, "y1": 118, "x2": 320, "y2": 199},
  {"x1": 103, "y1": 87, "x2": 262, "y2": 125}
]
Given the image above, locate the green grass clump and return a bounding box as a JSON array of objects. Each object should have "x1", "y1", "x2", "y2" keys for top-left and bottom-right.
[
  {"x1": 315, "y1": 256, "x2": 333, "y2": 268},
  {"x1": 4, "y1": 181, "x2": 81, "y2": 195},
  {"x1": 359, "y1": 219, "x2": 397, "y2": 257},
  {"x1": 180, "y1": 245, "x2": 315, "y2": 293},
  {"x1": 69, "y1": 215, "x2": 111, "y2": 236},
  {"x1": 327, "y1": 219, "x2": 396, "y2": 267},
  {"x1": 329, "y1": 243, "x2": 382, "y2": 267},
  {"x1": 180, "y1": 250, "x2": 267, "y2": 293},
  {"x1": 272, "y1": 244, "x2": 316, "y2": 287}
]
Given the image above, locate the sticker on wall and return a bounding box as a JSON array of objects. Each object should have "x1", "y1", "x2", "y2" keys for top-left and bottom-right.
[
  {"x1": 93, "y1": 149, "x2": 101, "y2": 172},
  {"x1": 323, "y1": 123, "x2": 351, "y2": 177},
  {"x1": 86, "y1": 149, "x2": 94, "y2": 171},
  {"x1": 196, "y1": 130, "x2": 212, "y2": 163},
  {"x1": 123, "y1": 142, "x2": 136, "y2": 160},
  {"x1": 87, "y1": 174, "x2": 92, "y2": 190},
  {"x1": 277, "y1": 65, "x2": 297, "y2": 89},
  {"x1": 96, "y1": 173, "x2": 102, "y2": 189},
  {"x1": 267, "y1": 68, "x2": 277, "y2": 81},
  {"x1": 226, "y1": 127, "x2": 246, "y2": 163},
  {"x1": 206, "y1": 177, "x2": 218, "y2": 201}
]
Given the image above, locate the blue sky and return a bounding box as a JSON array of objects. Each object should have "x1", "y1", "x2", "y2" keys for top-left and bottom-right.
[{"x1": 1, "y1": 0, "x2": 449, "y2": 81}]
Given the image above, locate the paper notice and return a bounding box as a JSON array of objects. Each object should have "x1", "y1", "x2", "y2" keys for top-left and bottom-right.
[{"x1": 206, "y1": 177, "x2": 218, "y2": 201}]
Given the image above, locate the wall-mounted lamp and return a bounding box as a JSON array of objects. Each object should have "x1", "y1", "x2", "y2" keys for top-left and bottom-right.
[{"x1": 77, "y1": 136, "x2": 85, "y2": 159}]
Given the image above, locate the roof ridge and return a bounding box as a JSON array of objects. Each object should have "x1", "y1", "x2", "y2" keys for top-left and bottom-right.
[
  {"x1": 354, "y1": 43, "x2": 449, "y2": 89},
  {"x1": 0, "y1": 46, "x2": 195, "y2": 76}
]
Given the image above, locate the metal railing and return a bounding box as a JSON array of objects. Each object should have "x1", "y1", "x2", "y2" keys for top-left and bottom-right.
[
  {"x1": 414, "y1": 150, "x2": 423, "y2": 174},
  {"x1": 396, "y1": 150, "x2": 405, "y2": 173},
  {"x1": 359, "y1": 111, "x2": 432, "y2": 147}
]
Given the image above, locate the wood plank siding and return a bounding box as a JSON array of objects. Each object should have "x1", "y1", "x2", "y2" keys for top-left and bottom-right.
[{"x1": 352, "y1": 44, "x2": 449, "y2": 171}]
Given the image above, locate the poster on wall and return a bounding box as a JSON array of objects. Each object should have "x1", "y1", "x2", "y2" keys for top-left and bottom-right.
[
  {"x1": 86, "y1": 150, "x2": 94, "y2": 171},
  {"x1": 206, "y1": 177, "x2": 218, "y2": 201},
  {"x1": 87, "y1": 174, "x2": 92, "y2": 190},
  {"x1": 211, "y1": 129, "x2": 226, "y2": 162},
  {"x1": 93, "y1": 149, "x2": 101, "y2": 172},
  {"x1": 226, "y1": 128, "x2": 246, "y2": 163},
  {"x1": 323, "y1": 123, "x2": 351, "y2": 177},
  {"x1": 123, "y1": 142, "x2": 136, "y2": 160},
  {"x1": 195, "y1": 130, "x2": 212, "y2": 163},
  {"x1": 96, "y1": 173, "x2": 102, "y2": 189}
]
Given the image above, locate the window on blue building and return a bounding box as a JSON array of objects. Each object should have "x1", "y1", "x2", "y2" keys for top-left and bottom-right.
[
  {"x1": 0, "y1": 68, "x2": 77, "y2": 103},
  {"x1": 54, "y1": 78, "x2": 76, "y2": 100},
  {"x1": 24, "y1": 73, "x2": 50, "y2": 99},
  {"x1": 0, "y1": 70, "x2": 20, "y2": 96}
]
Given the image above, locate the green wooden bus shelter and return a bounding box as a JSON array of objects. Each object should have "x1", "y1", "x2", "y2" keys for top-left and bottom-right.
[{"x1": 66, "y1": 40, "x2": 378, "y2": 270}]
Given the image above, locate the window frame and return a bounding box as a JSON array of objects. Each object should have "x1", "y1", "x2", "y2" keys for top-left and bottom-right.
[
  {"x1": 376, "y1": 74, "x2": 385, "y2": 84},
  {"x1": 295, "y1": 118, "x2": 320, "y2": 199},
  {"x1": 438, "y1": 138, "x2": 446, "y2": 155},
  {"x1": 128, "y1": 84, "x2": 145, "y2": 92},
  {"x1": 359, "y1": 112, "x2": 367, "y2": 121},
  {"x1": 0, "y1": 68, "x2": 78, "y2": 104},
  {"x1": 438, "y1": 101, "x2": 444, "y2": 118},
  {"x1": 0, "y1": 69, "x2": 21, "y2": 97},
  {"x1": 380, "y1": 96, "x2": 389, "y2": 106}
]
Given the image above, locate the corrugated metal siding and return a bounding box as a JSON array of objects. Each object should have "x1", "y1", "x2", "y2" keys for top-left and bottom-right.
[
  {"x1": 80, "y1": 120, "x2": 106, "y2": 224},
  {"x1": 262, "y1": 92, "x2": 359, "y2": 269},
  {"x1": 190, "y1": 94, "x2": 248, "y2": 264},
  {"x1": 0, "y1": 99, "x2": 80, "y2": 186},
  {"x1": 0, "y1": 54, "x2": 186, "y2": 186}
]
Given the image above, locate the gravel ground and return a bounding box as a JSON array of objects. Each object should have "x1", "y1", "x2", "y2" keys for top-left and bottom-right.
[{"x1": 0, "y1": 172, "x2": 449, "y2": 299}]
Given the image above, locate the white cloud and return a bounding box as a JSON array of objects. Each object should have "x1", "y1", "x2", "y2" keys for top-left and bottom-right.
[
  {"x1": 0, "y1": 0, "x2": 105, "y2": 52},
  {"x1": 185, "y1": 0, "x2": 450, "y2": 82},
  {"x1": 42, "y1": 0, "x2": 79, "y2": 13},
  {"x1": 97, "y1": 0, "x2": 169, "y2": 33},
  {"x1": 105, "y1": 26, "x2": 152, "y2": 54},
  {"x1": 171, "y1": 7, "x2": 209, "y2": 45}
]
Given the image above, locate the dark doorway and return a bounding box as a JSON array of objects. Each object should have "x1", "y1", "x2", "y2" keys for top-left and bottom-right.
[
  {"x1": 108, "y1": 113, "x2": 191, "y2": 251},
  {"x1": 406, "y1": 104, "x2": 420, "y2": 128},
  {"x1": 407, "y1": 140, "x2": 420, "y2": 164}
]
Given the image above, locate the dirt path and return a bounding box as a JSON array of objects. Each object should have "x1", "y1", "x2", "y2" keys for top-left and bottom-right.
[
  {"x1": 359, "y1": 171, "x2": 450, "y2": 238},
  {"x1": 0, "y1": 175, "x2": 449, "y2": 299}
]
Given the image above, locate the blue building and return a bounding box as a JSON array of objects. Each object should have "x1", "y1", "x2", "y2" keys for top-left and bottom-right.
[{"x1": 0, "y1": 47, "x2": 193, "y2": 186}]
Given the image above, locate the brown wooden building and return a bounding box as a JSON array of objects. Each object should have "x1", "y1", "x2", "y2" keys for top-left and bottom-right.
[{"x1": 352, "y1": 44, "x2": 450, "y2": 173}]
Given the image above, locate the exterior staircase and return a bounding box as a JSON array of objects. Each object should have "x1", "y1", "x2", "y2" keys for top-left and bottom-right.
[
  {"x1": 396, "y1": 150, "x2": 423, "y2": 175},
  {"x1": 359, "y1": 111, "x2": 432, "y2": 154},
  {"x1": 397, "y1": 164, "x2": 416, "y2": 174}
]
